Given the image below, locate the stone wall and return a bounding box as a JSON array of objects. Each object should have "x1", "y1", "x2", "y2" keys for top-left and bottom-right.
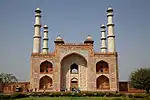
[{"x1": 0, "y1": 82, "x2": 30, "y2": 93}]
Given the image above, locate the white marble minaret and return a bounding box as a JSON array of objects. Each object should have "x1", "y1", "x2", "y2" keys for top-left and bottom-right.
[
  {"x1": 101, "y1": 24, "x2": 107, "y2": 52},
  {"x1": 42, "y1": 25, "x2": 49, "y2": 54},
  {"x1": 107, "y1": 7, "x2": 116, "y2": 52},
  {"x1": 33, "y1": 8, "x2": 41, "y2": 53}
]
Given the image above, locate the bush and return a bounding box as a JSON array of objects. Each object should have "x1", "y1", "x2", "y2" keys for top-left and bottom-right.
[
  {"x1": 132, "y1": 93, "x2": 150, "y2": 98},
  {"x1": 109, "y1": 92, "x2": 126, "y2": 97},
  {"x1": 80, "y1": 91, "x2": 93, "y2": 97},
  {"x1": 1, "y1": 91, "x2": 149, "y2": 99},
  {"x1": 112, "y1": 98, "x2": 123, "y2": 100},
  {"x1": 0, "y1": 94, "x2": 11, "y2": 100},
  {"x1": 97, "y1": 92, "x2": 106, "y2": 96},
  {"x1": 10, "y1": 92, "x2": 27, "y2": 99},
  {"x1": 60, "y1": 92, "x2": 71, "y2": 96},
  {"x1": 52, "y1": 92, "x2": 61, "y2": 97},
  {"x1": 127, "y1": 94, "x2": 134, "y2": 98}
]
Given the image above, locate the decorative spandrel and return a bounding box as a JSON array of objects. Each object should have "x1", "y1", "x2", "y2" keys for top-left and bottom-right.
[{"x1": 59, "y1": 47, "x2": 89, "y2": 60}]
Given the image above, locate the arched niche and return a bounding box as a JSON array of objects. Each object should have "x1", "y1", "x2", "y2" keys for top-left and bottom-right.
[
  {"x1": 96, "y1": 60, "x2": 109, "y2": 74},
  {"x1": 39, "y1": 76, "x2": 52, "y2": 90},
  {"x1": 40, "y1": 61, "x2": 53, "y2": 74},
  {"x1": 96, "y1": 75, "x2": 110, "y2": 90}
]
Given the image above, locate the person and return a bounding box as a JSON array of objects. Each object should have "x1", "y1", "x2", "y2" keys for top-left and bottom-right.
[
  {"x1": 56, "y1": 88, "x2": 58, "y2": 91},
  {"x1": 65, "y1": 88, "x2": 68, "y2": 92},
  {"x1": 43, "y1": 85, "x2": 46, "y2": 92},
  {"x1": 35, "y1": 88, "x2": 37, "y2": 92},
  {"x1": 77, "y1": 88, "x2": 80, "y2": 93}
]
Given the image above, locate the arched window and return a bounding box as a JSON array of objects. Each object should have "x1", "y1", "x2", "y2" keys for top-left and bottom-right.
[
  {"x1": 40, "y1": 61, "x2": 53, "y2": 73},
  {"x1": 70, "y1": 63, "x2": 78, "y2": 74},
  {"x1": 96, "y1": 60, "x2": 109, "y2": 74},
  {"x1": 96, "y1": 75, "x2": 110, "y2": 90}
]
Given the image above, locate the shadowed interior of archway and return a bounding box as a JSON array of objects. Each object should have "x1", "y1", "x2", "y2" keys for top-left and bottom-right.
[
  {"x1": 70, "y1": 63, "x2": 78, "y2": 74},
  {"x1": 39, "y1": 76, "x2": 52, "y2": 90},
  {"x1": 96, "y1": 75, "x2": 110, "y2": 89},
  {"x1": 96, "y1": 60, "x2": 109, "y2": 74},
  {"x1": 60, "y1": 53, "x2": 87, "y2": 90},
  {"x1": 40, "y1": 61, "x2": 53, "y2": 74}
]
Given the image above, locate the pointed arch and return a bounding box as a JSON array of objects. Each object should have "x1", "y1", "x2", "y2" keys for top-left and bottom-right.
[
  {"x1": 61, "y1": 52, "x2": 87, "y2": 64},
  {"x1": 96, "y1": 75, "x2": 110, "y2": 89},
  {"x1": 39, "y1": 75, "x2": 52, "y2": 90},
  {"x1": 60, "y1": 53, "x2": 87, "y2": 90},
  {"x1": 40, "y1": 60, "x2": 53, "y2": 74},
  {"x1": 70, "y1": 78, "x2": 78, "y2": 90},
  {"x1": 71, "y1": 77, "x2": 78, "y2": 81},
  {"x1": 96, "y1": 60, "x2": 109, "y2": 74}
]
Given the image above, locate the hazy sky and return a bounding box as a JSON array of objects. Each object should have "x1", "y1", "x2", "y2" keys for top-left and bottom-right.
[{"x1": 0, "y1": 0, "x2": 150, "y2": 81}]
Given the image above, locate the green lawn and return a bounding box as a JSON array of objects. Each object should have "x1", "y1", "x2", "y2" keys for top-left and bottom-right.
[{"x1": 14, "y1": 97, "x2": 147, "y2": 100}]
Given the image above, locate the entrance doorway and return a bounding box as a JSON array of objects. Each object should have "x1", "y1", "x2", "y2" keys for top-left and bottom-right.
[
  {"x1": 70, "y1": 78, "x2": 78, "y2": 91},
  {"x1": 60, "y1": 53, "x2": 87, "y2": 90}
]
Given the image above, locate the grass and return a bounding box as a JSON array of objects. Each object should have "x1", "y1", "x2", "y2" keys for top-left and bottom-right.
[{"x1": 14, "y1": 97, "x2": 148, "y2": 100}]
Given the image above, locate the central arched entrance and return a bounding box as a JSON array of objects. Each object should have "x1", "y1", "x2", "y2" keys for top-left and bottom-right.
[{"x1": 60, "y1": 53, "x2": 87, "y2": 91}]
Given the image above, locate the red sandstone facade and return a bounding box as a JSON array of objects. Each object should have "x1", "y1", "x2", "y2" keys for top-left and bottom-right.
[
  {"x1": 30, "y1": 41, "x2": 119, "y2": 92},
  {"x1": 0, "y1": 82, "x2": 29, "y2": 93}
]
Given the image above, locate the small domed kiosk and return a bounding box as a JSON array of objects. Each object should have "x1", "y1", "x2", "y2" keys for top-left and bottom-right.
[
  {"x1": 54, "y1": 35, "x2": 64, "y2": 44},
  {"x1": 84, "y1": 35, "x2": 94, "y2": 44}
]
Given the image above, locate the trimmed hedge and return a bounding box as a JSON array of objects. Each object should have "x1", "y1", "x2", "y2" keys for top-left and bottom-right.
[
  {"x1": 0, "y1": 92, "x2": 27, "y2": 99},
  {"x1": 0, "y1": 91, "x2": 150, "y2": 99},
  {"x1": 127, "y1": 93, "x2": 150, "y2": 98}
]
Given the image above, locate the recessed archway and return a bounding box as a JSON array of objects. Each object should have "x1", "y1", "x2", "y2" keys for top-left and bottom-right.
[
  {"x1": 39, "y1": 76, "x2": 52, "y2": 90},
  {"x1": 96, "y1": 75, "x2": 110, "y2": 90},
  {"x1": 60, "y1": 53, "x2": 87, "y2": 90},
  {"x1": 40, "y1": 61, "x2": 53, "y2": 74},
  {"x1": 96, "y1": 60, "x2": 109, "y2": 73}
]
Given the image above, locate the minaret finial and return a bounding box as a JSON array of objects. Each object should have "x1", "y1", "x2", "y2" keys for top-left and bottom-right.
[
  {"x1": 107, "y1": 7, "x2": 116, "y2": 52},
  {"x1": 100, "y1": 24, "x2": 107, "y2": 52},
  {"x1": 33, "y1": 8, "x2": 42, "y2": 53},
  {"x1": 42, "y1": 25, "x2": 49, "y2": 54}
]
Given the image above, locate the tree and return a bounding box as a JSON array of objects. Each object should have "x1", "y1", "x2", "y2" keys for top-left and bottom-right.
[
  {"x1": 130, "y1": 68, "x2": 150, "y2": 93},
  {"x1": 0, "y1": 73, "x2": 18, "y2": 93}
]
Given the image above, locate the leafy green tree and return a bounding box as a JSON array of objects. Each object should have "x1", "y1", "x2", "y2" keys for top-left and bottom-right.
[
  {"x1": 0, "y1": 73, "x2": 18, "y2": 93},
  {"x1": 130, "y1": 68, "x2": 150, "y2": 93}
]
